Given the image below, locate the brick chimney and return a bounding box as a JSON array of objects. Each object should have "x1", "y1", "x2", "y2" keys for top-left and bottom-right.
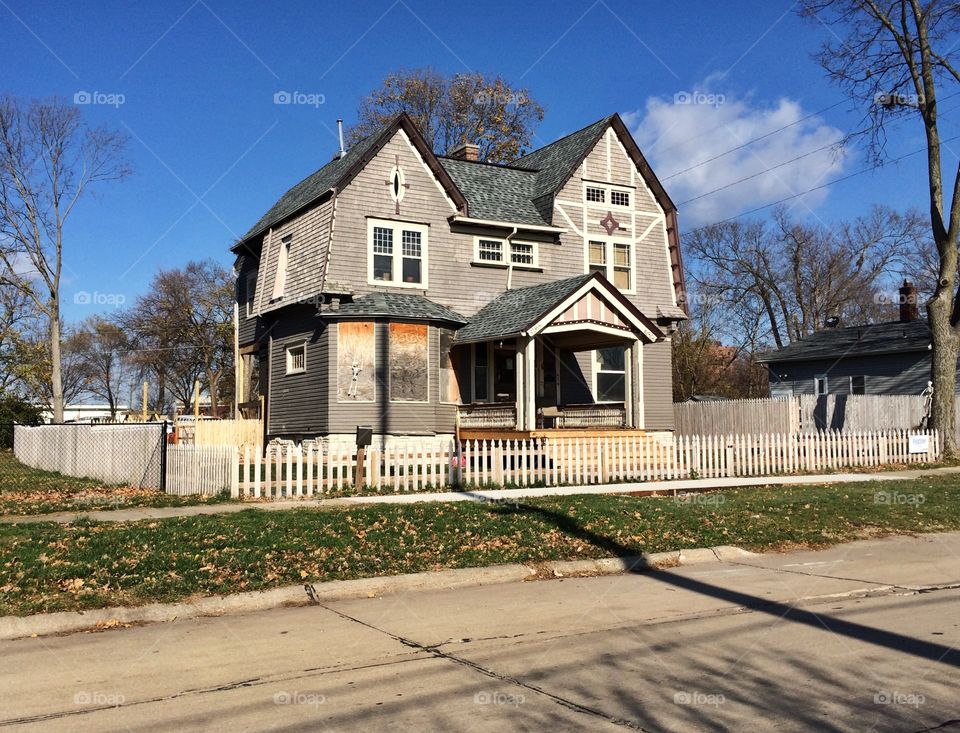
[
  {"x1": 447, "y1": 142, "x2": 479, "y2": 162},
  {"x1": 899, "y1": 280, "x2": 919, "y2": 322}
]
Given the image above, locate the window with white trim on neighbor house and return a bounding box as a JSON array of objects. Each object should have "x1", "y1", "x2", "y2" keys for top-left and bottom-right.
[{"x1": 369, "y1": 219, "x2": 427, "y2": 288}]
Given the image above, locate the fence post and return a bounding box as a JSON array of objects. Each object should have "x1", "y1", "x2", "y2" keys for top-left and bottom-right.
[{"x1": 160, "y1": 420, "x2": 169, "y2": 492}]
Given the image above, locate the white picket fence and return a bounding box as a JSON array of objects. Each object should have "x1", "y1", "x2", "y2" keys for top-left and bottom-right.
[
  {"x1": 166, "y1": 445, "x2": 237, "y2": 496},
  {"x1": 232, "y1": 429, "x2": 940, "y2": 499}
]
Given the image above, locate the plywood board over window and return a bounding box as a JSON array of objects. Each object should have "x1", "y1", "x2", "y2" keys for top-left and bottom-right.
[
  {"x1": 337, "y1": 321, "x2": 376, "y2": 402},
  {"x1": 439, "y1": 328, "x2": 460, "y2": 404},
  {"x1": 390, "y1": 322, "x2": 429, "y2": 402}
]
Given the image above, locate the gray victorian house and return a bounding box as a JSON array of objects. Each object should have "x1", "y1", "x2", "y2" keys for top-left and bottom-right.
[{"x1": 232, "y1": 112, "x2": 686, "y2": 444}]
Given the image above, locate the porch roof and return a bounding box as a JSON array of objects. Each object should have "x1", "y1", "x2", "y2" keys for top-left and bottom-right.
[
  {"x1": 454, "y1": 272, "x2": 663, "y2": 344},
  {"x1": 326, "y1": 292, "x2": 468, "y2": 325}
]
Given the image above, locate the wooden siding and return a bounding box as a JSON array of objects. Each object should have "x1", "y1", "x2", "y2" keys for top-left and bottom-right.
[
  {"x1": 767, "y1": 352, "x2": 936, "y2": 396},
  {"x1": 552, "y1": 125, "x2": 677, "y2": 317},
  {"x1": 254, "y1": 197, "x2": 334, "y2": 315},
  {"x1": 265, "y1": 307, "x2": 330, "y2": 437},
  {"x1": 236, "y1": 254, "x2": 259, "y2": 346},
  {"x1": 324, "y1": 319, "x2": 457, "y2": 435},
  {"x1": 643, "y1": 340, "x2": 674, "y2": 430}
]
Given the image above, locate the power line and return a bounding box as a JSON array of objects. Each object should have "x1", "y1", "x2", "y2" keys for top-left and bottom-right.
[
  {"x1": 653, "y1": 99, "x2": 848, "y2": 162},
  {"x1": 660, "y1": 89, "x2": 960, "y2": 183},
  {"x1": 684, "y1": 132, "x2": 960, "y2": 235},
  {"x1": 677, "y1": 139, "x2": 845, "y2": 207}
]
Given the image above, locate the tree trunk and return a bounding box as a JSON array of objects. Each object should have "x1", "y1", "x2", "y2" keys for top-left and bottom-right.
[
  {"x1": 928, "y1": 284, "x2": 958, "y2": 456},
  {"x1": 49, "y1": 305, "x2": 64, "y2": 423}
]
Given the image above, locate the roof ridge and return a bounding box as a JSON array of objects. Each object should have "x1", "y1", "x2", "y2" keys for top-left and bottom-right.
[
  {"x1": 437, "y1": 156, "x2": 540, "y2": 172},
  {"x1": 513, "y1": 115, "x2": 613, "y2": 164}
]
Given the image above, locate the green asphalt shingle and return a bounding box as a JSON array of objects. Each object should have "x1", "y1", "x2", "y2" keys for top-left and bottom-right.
[
  {"x1": 330, "y1": 292, "x2": 467, "y2": 324},
  {"x1": 454, "y1": 274, "x2": 593, "y2": 343},
  {"x1": 438, "y1": 158, "x2": 547, "y2": 226}
]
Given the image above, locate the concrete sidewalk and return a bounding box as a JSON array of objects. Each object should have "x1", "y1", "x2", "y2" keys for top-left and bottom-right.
[
  {"x1": 4, "y1": 463, "x2": 960, "y2": 525},
  {"x1": 2, "y1": 532, "x2": 958, "y2": 732}
]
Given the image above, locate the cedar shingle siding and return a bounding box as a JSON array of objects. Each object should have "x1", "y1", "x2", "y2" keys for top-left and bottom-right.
[{"x1": 236, "y1": 113, "x2": 684, "y2": 437}]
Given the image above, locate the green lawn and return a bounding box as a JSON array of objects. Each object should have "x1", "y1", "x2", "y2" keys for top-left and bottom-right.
[
  {"x1": 0, "y1": 451, "x2": 231, "y2": 516},
  {"x1": 1, "y1": 474, "x2": 958, "y2": 616}
]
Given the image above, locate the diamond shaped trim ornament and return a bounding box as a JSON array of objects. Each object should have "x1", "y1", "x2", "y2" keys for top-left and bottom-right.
[{"x1": 600, "y1": 211, "x2": 620, "y2": 236}]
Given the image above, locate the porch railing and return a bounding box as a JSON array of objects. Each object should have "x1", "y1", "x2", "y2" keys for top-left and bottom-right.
[
  {"x1": 542, "y1": 404, "x2": 627, "y2": 429},
  {"x1": 458, "y1": 403, "x2": 517, "y2": 429}
]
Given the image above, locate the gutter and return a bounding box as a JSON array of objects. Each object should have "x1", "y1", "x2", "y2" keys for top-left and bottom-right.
[{"x1": 448, "y1": 215, "x2": 566, "y2": 234}]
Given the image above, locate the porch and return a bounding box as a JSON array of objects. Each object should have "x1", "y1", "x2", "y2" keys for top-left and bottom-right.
[{"x1": 451, "y1": 272, "x2": 663, "y2": 437}]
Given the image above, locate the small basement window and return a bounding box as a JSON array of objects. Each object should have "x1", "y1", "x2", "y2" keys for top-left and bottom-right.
[
  {"x1": 851, "y1": 375, "x2": 866, "y2": 395},
  {"x1": 286, "y1": 343, "x2": 306, "y2": 374}
]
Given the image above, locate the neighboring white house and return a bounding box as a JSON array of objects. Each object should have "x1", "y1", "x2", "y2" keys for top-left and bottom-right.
[{"x1": 40, "y1": 404, "x2": 131, "y2": 423}]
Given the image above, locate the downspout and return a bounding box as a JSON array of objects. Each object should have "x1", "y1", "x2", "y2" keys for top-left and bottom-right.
[{"x1": 504, "y1": 226, "x2": 518, "y2": 290}]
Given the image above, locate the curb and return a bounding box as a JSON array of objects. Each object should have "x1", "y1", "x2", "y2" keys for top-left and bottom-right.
[{"x1": 0, "y1": 545, "x2": 754, "y2": 641}]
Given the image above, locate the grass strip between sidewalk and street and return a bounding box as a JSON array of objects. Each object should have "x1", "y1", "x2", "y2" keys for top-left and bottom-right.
[{"x1": 2, "y1": 474, "x2": 959, "y2": 617}]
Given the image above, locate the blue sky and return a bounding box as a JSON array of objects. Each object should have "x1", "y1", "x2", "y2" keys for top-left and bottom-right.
[{"x1": 3, "y1": 0, "x2": 957, "y2": 322}]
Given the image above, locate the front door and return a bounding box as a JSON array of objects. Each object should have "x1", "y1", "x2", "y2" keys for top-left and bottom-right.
[{"x1": 492, "y1": 345, "x2": 516, "y2": 403}]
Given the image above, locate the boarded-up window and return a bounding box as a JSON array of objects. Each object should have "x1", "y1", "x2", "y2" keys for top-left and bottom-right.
[
  {"x1": 390, "y1": 322, "x2": 429, "y2": 402},
  {"x1": 337, "y1": 321, "x2": 375, "y2": 402},
  {"x1": 439, "y1": 329, "x2": 460, "y2": 404}
]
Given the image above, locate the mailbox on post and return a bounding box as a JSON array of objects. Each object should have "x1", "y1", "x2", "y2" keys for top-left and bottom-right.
[{"x1": 355, "y1": 426, "x2": 373, "y2": 488}]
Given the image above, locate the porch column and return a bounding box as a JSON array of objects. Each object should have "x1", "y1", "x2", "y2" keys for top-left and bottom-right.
[
  {"x1": 629, "y1": 340, "x2": 644, "y2": 429},
  {"x1": 523, "y1": 336, "x2": 536, "y2": 431},
  {"x1": 515, "y1": 336, "x2": 536, "y2": 431}
]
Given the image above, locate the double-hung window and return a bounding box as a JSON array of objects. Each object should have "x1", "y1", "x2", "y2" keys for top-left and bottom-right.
[
  {"x1": 584, "y1": 183, "x2": 631, "y2": 208},
  {"x1": 368, "y1": 219, "x2": 428, "y2": 288},
  {"x1": 587, "y1": 240, "x2": 633, "y2": 291},
  {"x1": 245, "y1": 270, "x2": 258, "y2": 317},
  {"x1": 595, "y1": 347, "x2": 626, "y2": 402},
  {"x1": 473, "y1": 237, "x2": 538, "y2": 268}
]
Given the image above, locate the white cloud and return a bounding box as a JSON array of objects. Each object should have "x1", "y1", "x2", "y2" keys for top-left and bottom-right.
[{"x1": 625, "y1": 91, "x2": 851, "y2": 227}]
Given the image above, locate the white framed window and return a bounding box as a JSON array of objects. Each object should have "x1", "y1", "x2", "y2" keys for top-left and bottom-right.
[
  {"x1": 367, "y1": 219, "x2": 428, "y2": 288},
  {"x1": 286, "y1": 342, "x2": 306, "y2": 374},
  {"x1": 245, "y1": 270, "x2": 258, "y2": 317},
  {"x1": 510, "y1": 241, "x2": 537, "y2": 266},
  {"x1": 476, "y1": 238, "x2": 504, "y2": 263},
  {"x1": 271, "y1": 236, "x2": 292, "y2": 300},
  {"x1": 587, "y1": 239, "x2": 633, "y2": 292},
  {"x1": 814, "y1": 374, "x2": 828, "y2": 396},
  {"x1": 473, "y1": 237, "x2": 538, "y2": 268},
  {"x1": 594, "y1": 347, "x2": 626, "y2": 403},
  {"x1": 586, "y1": 186, "x2": 605, "y2": 203},
  {"x1": 585, "y1": 182, "x2": 633, "y2": 208}
]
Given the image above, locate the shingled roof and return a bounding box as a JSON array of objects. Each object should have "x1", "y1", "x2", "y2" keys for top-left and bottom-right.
[
  {"x1": 329, "y1": 292, "x2": 467, "y2": 324},
  {"x1": 239, "y1": 131, "x2": 382, "y2": 245},
  {"x1": 757, "y1": 319, "x2": 933, "y2": 363},
  {"x1": 514, "y1": 116, "x2": 613, "y2": 202},
  {"x1": 454, "y1": 274, "x2": 594, "y2": 343},
  {"x1": 439, "y1": 158, "x2": 548, "y2": 226}
]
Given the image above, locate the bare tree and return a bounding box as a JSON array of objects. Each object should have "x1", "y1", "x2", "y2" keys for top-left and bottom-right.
[
  {"x1": 124, "y1": 260, "x2": 234, "y2": 415},
  {"x1": 0, "y1": 95, "x2": 130, "y2": 422},
  {"x1": 687, "y1": 205, "x2": 927, "y2": 348},
  {"x1": 0, "y1": 286, "x2": 35, "y2": 393},
  {"x1": 799, "y1": 0, "x2": 960, "y2": 451},
  {"x1": 350, "y1": 68, "x2": 544, "y2": 163},
  {"x1": 72, "y1": 315, "x2": 133, "y2": 418}
]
